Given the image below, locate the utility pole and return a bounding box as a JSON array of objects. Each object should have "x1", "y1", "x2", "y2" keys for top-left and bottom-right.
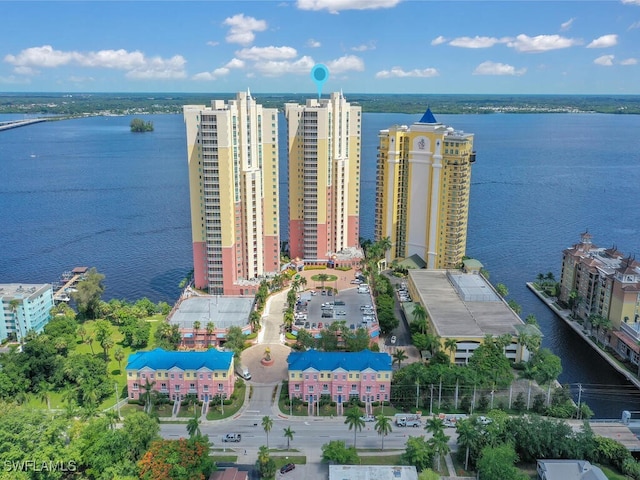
[
  {"x1": 114, "y1": 382, "x2": 120, "y2": 418},
  {"x1": 429, "y1": 384, "x2": 434, "y2": 416},
  {"x1": 416, "y1": 382, "x2": 420, "y2": 410},
  {"x1": 577, "y1": 384, "x2": 583, "y2": 419}
]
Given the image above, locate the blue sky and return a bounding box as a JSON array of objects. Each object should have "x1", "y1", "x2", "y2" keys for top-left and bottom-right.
[{"x1": 2, "y1": 0, "x2": 639, "y2": 94}]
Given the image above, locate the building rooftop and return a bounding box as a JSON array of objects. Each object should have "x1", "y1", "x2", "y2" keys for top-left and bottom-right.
[
  {"x1": 418, "y1": 107, "x2": 438, "y2": 124},
  {"x1": 408, "y1": 270, "x2": 524, "y2": 338},
  {"x1": 126, "y1": 348, "x2": 233, "y2": 371},
  {"x1": 169, "y1": 296, "x2": 254, "y2": 330},
  {"x1": 537, "y1": 459, "x2": 607, "y2": 480},
  {"x1": 0, "y1": 283, "x2": 52, "y2": 299},
  {"x1": 288, "y1": 349, "x2": 392, "y2": 372},
  {"x1": 329, "y1": 465, "x2": 418, "y2": 480}
]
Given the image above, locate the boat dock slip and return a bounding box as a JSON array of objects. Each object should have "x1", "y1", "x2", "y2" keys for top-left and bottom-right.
[
  {"x1": 0, "y1": 119, "x2": 47, "y2": 131},
  {"x1": 53, "y1": 266, "x2": 89, "y2": 302}
]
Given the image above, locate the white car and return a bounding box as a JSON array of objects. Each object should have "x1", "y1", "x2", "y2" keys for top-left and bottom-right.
[
  {"x1": 390, "y1": 335, "x2": 397, "y2": 344},
  {"x1": 360, "y1": 415, "x2": 375, "y2": 422}
]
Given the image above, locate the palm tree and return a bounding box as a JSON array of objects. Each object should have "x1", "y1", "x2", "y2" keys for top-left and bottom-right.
[
  {"x1": 76, "y1": 325, "x2": 87, "y2": 344},
  {"x1": 444, "y1": 338, "x2": 457, "y2": 363},
  {"x1": 249, "y1": 311, "x2": 261, "y2": 333},
  {"x1": 392, "y1": 349, "x2": 408, "y2": 368},
  {"x1": 193, "y1": 321, "x2": 201, "y2": 348},
  {"x1": 456, "y1": 418, "x2": 479, "y2": 471},
  {"x1": 84, "y1": 333, "x2": 95, "y2": 355},
  {"x1": 114, "y1": 346, "x2": 125, "y2": 371},
  {"x1": 101, "y1": 336, "x2": 114, "y2": 361},
  {"x1": 141, "y1": 378, "x2": 156, "y2": 413},
  {"x1": 206, "y1": 321, "x2": 215, "y2": 347},
  {"x1": 187, "y1": 416, "x2": 201, "y2": 438},
  {"x1": 412, "y1": 304, "x2": 428, "y2": 332},
  {"x1": 428, "y1": 430, "x2": 451, "y2": 472},
  {"x1": 344, "y1": 406, "x2": 365, "y2": 448},
  {"x1": 299, "y1": 276, "x2": 307, "y2": 290},
  {"x1": 374, "y1": 414, "x2": 392, "y2": 451},
  {"x1": 317, "y1": 273, "x2": 329, "y2": 290},
  {"x1": 37, "y1": 381, "x2": 53, "y2": 411},
  {"x1": 283, "y1": 426, "x2": 295, "y2": 450},
  {"x1": 262, "y1": 415, "x2": 273, "y2": 449}
]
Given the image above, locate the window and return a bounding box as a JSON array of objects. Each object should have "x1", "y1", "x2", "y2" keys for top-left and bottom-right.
[
  {"x1": 218, "y1": 384, "x2": 224, "y2": 391},
  {"x1": 309, "y1": 386, "x2": 314, "y2": 393},
  {"x1": 337, "y1": 386, "x2": 343, "y2": 393},
  {"x1": 380, "y1": 385, "x2": 386, "y2": 392},
  {"x1": 366, "y1": 386, "x2": 372, "y2": 393},
  {"x1": 294, "y1": 384, "x2": 300, "y2": 391},
  {"x1": 171, "y1": 374, "x2": 175, "y2": 379},
  {"x1": 132, "y1": 383, "x2": 139, "y2": 390},
  {"x1": 203, "y1": 385, "x2": 209, "y2": 392},
  {"x1": 175, "y1": 385, "x2": 181, "y2": 392},
  {"x1": 190, "y1": 383, "x2": 196, "y2": 391},
  {"x1": 161, "y1": 383, "x2": 167, "y2": 390}
]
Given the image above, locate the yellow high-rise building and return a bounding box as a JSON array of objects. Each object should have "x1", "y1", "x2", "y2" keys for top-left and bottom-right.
[
  {"x1": 285, "y1": 92, "x2": 362, "y2": 266},
  {"x1": 183, "y1": 91, "x2": 279, "y2": 295},
  {"x1": 375, "y1": 108, "x2": 475, "y2": 269}
]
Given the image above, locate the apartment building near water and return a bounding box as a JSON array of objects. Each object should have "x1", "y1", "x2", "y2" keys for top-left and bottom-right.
[
  {"x1": 183, "y1": 91, "x2": 280, "y2": 295},
  {"x1": 375, "y1": 108, "x2": 475, "y2": 269},
  {"x1": 285, "y1": 92, "x2": 363, "y2": 268},
  {"x1": 0, "y1": 283, "x2": 54, "y2": 342},
  {"x1": 126, "y1": 348, "x2": 235, "y2": 403}
]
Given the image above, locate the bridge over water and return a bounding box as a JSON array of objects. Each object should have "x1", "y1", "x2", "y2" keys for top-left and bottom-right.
[{"x1": 0, "y1": 118, "x2": 48, "y2": 131}]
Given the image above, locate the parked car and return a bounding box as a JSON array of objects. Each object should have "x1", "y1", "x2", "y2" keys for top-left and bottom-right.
[
  {"x1": 391, "y1": 335, "x2": 397, "y2": 344},
  {"x1": 304, "y1": 322, "x2": 310, "y2": 328},
  {"x1": 280, "y1": 463, "x2": 295, "y2": 474},
  {"x1": 349, "y1": 324, "x2": 356, "y2": 330},
  {"x1": 222, "y1": 433, "x2": 241, "y2": 442},
  {"x1": 311, "y1": 323, "x2": 317, "y2": 329},
  {"x1": 360, "y1": 415, "x2": 375, "y2": 422},
  {"x1": 328, "y1": 290, "x2": 333, "y2": 296},
  {"x1": 318, "y1": 322, "x2": 323, "y2": 329}
]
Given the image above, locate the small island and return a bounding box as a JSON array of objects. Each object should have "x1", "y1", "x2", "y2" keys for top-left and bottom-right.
[{"x1": 130, "y1": 118, "x2": 154, "y2": 132}]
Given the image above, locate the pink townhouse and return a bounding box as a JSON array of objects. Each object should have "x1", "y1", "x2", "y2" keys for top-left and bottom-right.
[
  {"x1": 126, "y1": 348, "x2": 235, "y2": 403},
  {"x1": 287, "y1": 349, "x2": 392, "y2": 406}
]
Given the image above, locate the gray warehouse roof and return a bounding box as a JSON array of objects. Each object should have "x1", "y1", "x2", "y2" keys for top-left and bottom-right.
[{"x1": 169, "y1": 296, "x2": 254, "y2": 330}]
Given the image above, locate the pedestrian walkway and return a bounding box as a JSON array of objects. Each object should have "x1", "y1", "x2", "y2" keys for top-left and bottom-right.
[{"x1": 442, "y1": 452, "x2": 475, "y2": 480}]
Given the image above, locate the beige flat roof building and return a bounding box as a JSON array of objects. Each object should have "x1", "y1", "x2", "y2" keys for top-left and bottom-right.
[{"x1": 407, "y1": 269, "x2": 535, "y2": 364}]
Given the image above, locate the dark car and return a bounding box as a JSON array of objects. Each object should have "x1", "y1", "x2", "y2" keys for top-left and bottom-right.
[{"x1": 280, "y1": 463, "x2": 295, "y2": 474}]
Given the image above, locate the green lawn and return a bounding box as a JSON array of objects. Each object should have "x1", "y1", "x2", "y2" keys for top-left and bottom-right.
[{"x1": 358, "y1": 454, "x2": 403, "y2": 465}]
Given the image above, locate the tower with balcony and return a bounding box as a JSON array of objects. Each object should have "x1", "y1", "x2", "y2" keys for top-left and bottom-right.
[
  {"x1": 375, "y1": 108, "x2": 475, "y2": 269},
  {"x1": 184, "y1": 91, "x2": 280, "y2": 295}
]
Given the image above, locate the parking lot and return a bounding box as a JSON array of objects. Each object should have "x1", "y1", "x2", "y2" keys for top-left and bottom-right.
[{"x1": 292, "y1": 280, "x2": 379, "y2": 335}]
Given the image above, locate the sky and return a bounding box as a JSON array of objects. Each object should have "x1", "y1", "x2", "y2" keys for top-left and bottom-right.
[{"x1": 1, "y1": 0, "x2": 639, "y2": 94}]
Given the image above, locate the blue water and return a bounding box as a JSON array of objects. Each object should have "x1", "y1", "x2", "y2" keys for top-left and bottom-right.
[{"x1": 2, "y1": 110, "x2": 640, "y2": 417}]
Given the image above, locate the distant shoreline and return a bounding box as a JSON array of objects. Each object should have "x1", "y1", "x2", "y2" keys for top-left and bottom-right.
[{"x1": 2, "y1": 92, "x2": 639, "y2": 115}]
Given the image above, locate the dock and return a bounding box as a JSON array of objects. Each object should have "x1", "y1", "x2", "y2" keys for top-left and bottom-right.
[
  {"x1": 526, "y1": 282, "x2": 640, "y2": 390},
  {"x1": 53, "y1": 266, "x2": 89, "y2": 302}
]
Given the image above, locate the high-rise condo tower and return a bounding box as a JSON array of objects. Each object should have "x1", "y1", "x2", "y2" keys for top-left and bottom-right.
[
  {"x1": 184, "y1": 91, "x2": 280, "y2": 295},
  {"x1": 285, "y1": 92, "x2": 362, "y2": 267},
  {"x1": 375, "y1": 108, "x2": 475, "y2": 269}
]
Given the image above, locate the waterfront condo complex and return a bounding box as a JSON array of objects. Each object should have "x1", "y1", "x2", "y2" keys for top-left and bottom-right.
[
  {"x1": 560, "y1": 231, "x2": 640, "y2": 364},
  {"x1": 183, "y1": 91, "x2": 280, "y2": 295},
  {"x1": 285, "y1": 92, "x2": 363, "y2": 267},
  {"x1": 375, "y1": 108, "x2": 475, "y2": 269},
  {"x1": 0, "y1": 283, "x2": 54, "y2": 342}
]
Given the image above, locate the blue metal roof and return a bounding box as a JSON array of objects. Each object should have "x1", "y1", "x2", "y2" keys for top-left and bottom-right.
[
  {"x1": 287, "y1": 349, "x2": 392, "y2": 372},
  {"x1": 126, "y1": 348, "x2": 233, "y2": 371},
  {"x1": 418, "y1": 107, "x2": 438, "y2": 124}
]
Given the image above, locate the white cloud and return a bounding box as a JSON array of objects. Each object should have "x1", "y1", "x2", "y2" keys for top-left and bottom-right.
[
  {"x1": 431, "y1": 36, "x2": 447, "y2": 46},
  {"x1": 473, "y1": 61, "x2": 526, "y2": 76},
  {"x1": 560, "y1": 18, "x2": 575, "y2": 31},
  {"x1": 236, "y1": 46, "x2": 298, "y2": 61},
  {"x1": 5, "y1": 45, "x2": 186, "y2": 79},
  {"x1": 224, "y1": 58, "x2": 245, "y2": 69},
  {"x1": 587, "y1": 34, "x2": 618, "y2": 48},
  {"x1": 594, "y1": 54, "x2": 615, "y2": 66},
  {"x1": 253, "y1": 55, "x2": 316, "y2": 76},
  {"x1": 207, "y1": 41, "x2": 220, "y2": 47},
  {"x1": 326, "y1": 54, "x2": 365, "y2": 73},
  {"x1": 375, "y1": 66, "x2": 439, "y2": 78},
  {"x1": 296, "y1": 0, "x2": 400, "y2": 13},
  {"x1": 351, "y1": 41, "x2": 376, "y2": 52},
  {"x1": 507, "y1": 34, "x2": 581, "y2": 53},
  {"x1": 620, "y1": 57, "x2": 638, "y2": 65},
  {"x1": 307, "y1": 39, "x2": 322, "y2": 48},
  {"x1": 449, "y1": 36, "x2": 510, "y2": 49},
  {"x1": 0, "y1": 74, "x2": 31, "y2": 85},
  {"x1": 223, "y1": 14, "x2": 267, "y2": 46},
  {"x1": 125, "y1": 55, "x2": 187, "y2": 79},
  {"x1": 622, "y1": 0, "x2": 640, "y2": 4},
  {"x1": 630, "y1": 21, "x2": 640, "y2": 30}
]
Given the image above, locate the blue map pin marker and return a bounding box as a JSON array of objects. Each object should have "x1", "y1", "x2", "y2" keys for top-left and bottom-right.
[{"x1": 311, "y1": 64, "x2": 329, "y2": 99}]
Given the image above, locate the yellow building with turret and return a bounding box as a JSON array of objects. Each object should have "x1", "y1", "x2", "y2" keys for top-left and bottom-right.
[{"x1": 375, "y1": 108, "x2": 475, "y2": 269}]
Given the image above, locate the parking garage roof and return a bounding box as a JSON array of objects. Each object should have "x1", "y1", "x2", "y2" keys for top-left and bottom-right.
[{"x1": 408, "y1": 269, "x2": 524, "y2": 338}]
